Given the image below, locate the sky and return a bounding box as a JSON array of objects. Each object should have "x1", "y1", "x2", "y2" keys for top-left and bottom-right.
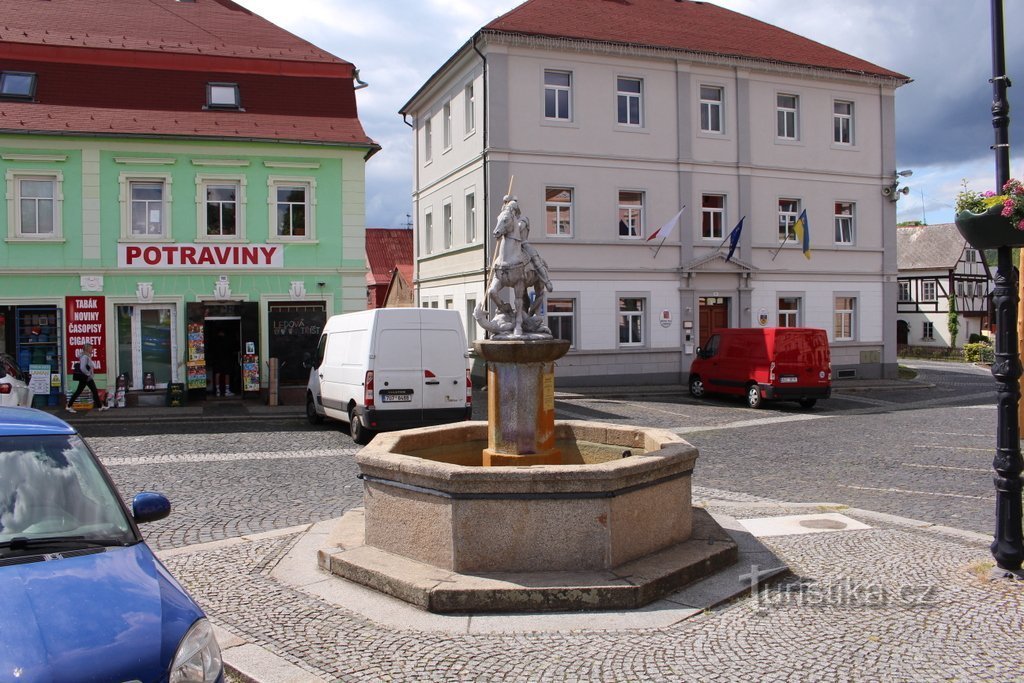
[{"x1": 234, "y1": 0, "x2": 1024, "y2": 230}]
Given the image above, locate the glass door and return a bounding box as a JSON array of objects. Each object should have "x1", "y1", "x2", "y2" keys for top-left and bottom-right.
[{"x1": 116, "y1": 305, "x2": 177, "y2": 389}]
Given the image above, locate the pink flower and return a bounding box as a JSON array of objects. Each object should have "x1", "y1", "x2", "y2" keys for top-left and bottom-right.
[{"x1": 984, "y1": 190, "x2": 997, "y2": 198}]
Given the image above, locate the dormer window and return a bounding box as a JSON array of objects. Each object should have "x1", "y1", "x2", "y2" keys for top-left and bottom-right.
[
  {"x1": 206, "y1": 82, "x2": 241, "y2": 110},
  {"x1": 0, "y1": 72, "x2": 36, "y2": 100}
]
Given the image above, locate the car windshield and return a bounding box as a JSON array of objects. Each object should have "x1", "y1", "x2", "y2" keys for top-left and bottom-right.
[{"x1": 0, "y1": 434, "x2": 137, "y2": 555}]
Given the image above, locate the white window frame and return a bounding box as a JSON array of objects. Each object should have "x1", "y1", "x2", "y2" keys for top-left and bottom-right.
[
  {"x1": 119, "y1": 173, "x2": 172, "y2": 240},
  {"x1": 443, "y1": 101, "x2": 452, "y2": 151},
  {"x1": 618, "y1": 296, "x2": 646, "y2": 347},
  {"x1": 268, "y1": 176, "x2": 316, "y2": 242},
  {"x1": 834, "y1": 295, "x2": 856, "y2": 341},
  {"x1": 776, "y1": 93, "x2": 799, "y2": 140},
  {"x1": 7, "y1": 171, "x2": 63, "y2": 241},
  {"x1": 922, "y1": 280, "x2": 937, "y2": 302},
  {"x1": 834, "y1": 201, "x2": 855, "y2": 245},
  {"x1": 195, "y1": 174, "x2": 246, "y2": 241},
  {"x1": 546, "y1": 297, "x2": 577, "y2": 349},
  {"x1": 465, "y1": 191, "x2": 476, "y2": 243},
  {"x1": 778, "y1": 198, "x2": 800, "y2": 242},
  {"x1": 424, "y1": 118, "x2": 433, "y2": 163},
  {"x1": 778, "y1": 296, "x2": 802, "y2": 327},
  {"x1": 700, "y1": 84, "x2": 724, "y2": 134},
  {"x1": 442, "y1": 200, "x2": 453, "y2": 250},
  {"x1": 423, "y1": 210, "x2": 433, "y2": 255},
  {"x1": 833, "y1": 100, "x2": 854, "y2": 145},
  {"x1": 701, "y1": 194, "x2": 725, "y2": 239},
  {"x1": 898, "y1": 281, "x2": 911, "y2": 302},
  {"x1": 616, "y1": 76, "x2": 643, "y2": 127},
  {"x1": 923, "y1": 321, "x2": 935, "y2": 341},
  {"x1": 464, "y1": 83, "x2": 475, "y2": 136},
  {"x1": 618, "y1": 190, "x2": 645, "y2": 239},
  {"x1": 544, "y1": 69, "x2": 572, "y2": 121},
  {"x1": 546, "y1": 187, "x2": 574, "y2": 237},
  {"x1": 965, "y1": 248, "x2": 978, "y2": 263}
]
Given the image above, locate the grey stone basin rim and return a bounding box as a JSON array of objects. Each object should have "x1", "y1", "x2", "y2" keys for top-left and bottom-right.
[{"x1": 357, "y1": 468, "x2": 695, "y2": 500}]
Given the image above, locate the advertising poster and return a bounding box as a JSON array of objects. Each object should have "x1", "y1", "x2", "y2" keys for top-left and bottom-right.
[{"x1": 65, "y1": 296, "x2": 106, "y2": 373}]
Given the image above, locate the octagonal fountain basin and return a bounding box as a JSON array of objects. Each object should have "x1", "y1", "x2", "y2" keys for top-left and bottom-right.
[{"x1": 319, "y1": 420, "x2": 738, "y2": 613}]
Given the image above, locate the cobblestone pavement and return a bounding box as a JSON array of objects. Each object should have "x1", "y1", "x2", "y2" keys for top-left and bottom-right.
[{"x1": 81, "y1": 362, "x2": 1024, "y2": 681}]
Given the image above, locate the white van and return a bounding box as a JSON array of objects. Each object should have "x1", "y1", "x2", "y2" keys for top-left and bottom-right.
[{"x1": 305, "y1": 308, "x2": 472, "y2": 444}]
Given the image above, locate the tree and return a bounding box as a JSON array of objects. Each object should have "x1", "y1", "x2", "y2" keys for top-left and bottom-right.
[{"x1": 948, "y1": 294, "x2": 960, "y2": 348}]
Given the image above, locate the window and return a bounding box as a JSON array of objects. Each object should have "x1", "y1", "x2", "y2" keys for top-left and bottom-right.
[
  {"x1": 617, "y1": 77, "x2": 642, "y2": 126},
  {"x1": 922, "y1": 280, "x2": 937, "y2": 302},
  {"x1": 834, "y1": 296, "x2": 856, "y2": 341},
  {"x1": 546, "y1": 187, "x2": 573, "y2": 237},
  {"x1": 547, "y1": 298, "x2": 576, "y2": 348},
  {"x1": 965, "y1": 248, "x2": 978, "y2": 263},
  {"x1": 8, "y1": 173, "x2": 62, "y2": 239},
  {"x1": 0, "y1": 71, "x2": 36, "y2": 100},
  {"x1": 464, "y1": 83, "x2": 475, "y2": 135},
  {"x1": 444, "y1": 297, "x2": 454, "y2": 310},
  {"x1": 199, "y1": 180, "x2": 242, "y2": 238},
  {"x1": 833, "y1": 100, "x2": 854, "y2": 144},
  {"x1": 130, "y1": 180, "x2": 166, "y2": 237},
  {"x1": 443, "y1": 202, "x2": 453, "y2": 249},
  {"x1": 465, "y1": 192, "x2": 476, "y2": 243},
  {"x1": 544, "y1": 70, "x2": 572, "y2": 120},
  {"x1": 618, "y1": 191, "x2": 644, "y2": 238},
  {"x1": 424, "y1": 118, "x2": 432, "y2": 163},
  {"x1": 976, "y1": 282, "x2": 985, "y2": 297},
  {"x1": 618, "y1": 297, "x2": 645, "y2": 346},
  {"x1": 700, "y1": 85, "x2": 723, "y2": 133},
  {"x1": 271, "y1": 179, "x2": 313, "y2": 239},
  {"x1": 923, "y1": 322, "x2": 935, "y2": 340},
  {"x1": 443, "y1": 102, "x2": 452, "y2": 149},
  {"x1": 957, "y1": 282, "x2": 964, "y2": 296},
  {"x1": 206, "y1": 82, "x2": 240, "y2": 110},
  {"x1": 701, "y1": 194, "x2": 725, "y2": 239},
  {"x1": 778, "y1": 297, "x2": 801, "y2": 327},
  {"x1": 466, "y1": 299, "x2": 478, "y2": 342},
  {"x1": 834, "y1": 202, "x2": 855, "y2": 244},
  {"x1": 423, "y1": 211, "x2": 433, "y2": 254},
  {"x1": 777, "y1": 93, "x2": 798, "y2": 139},
  {"x1": 778, "y1": 199, "x2": 800, "y2": 242},
  {"x1": 898, "y1": 281, "x2": 911, "y2": 302}
]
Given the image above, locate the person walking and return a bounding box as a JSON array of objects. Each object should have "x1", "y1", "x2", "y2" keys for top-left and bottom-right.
[{"x1": 67, "y1": 343, "x2": 107, "y2": 413}]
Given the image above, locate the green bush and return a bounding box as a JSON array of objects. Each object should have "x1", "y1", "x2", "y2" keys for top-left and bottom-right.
[
  {"x1": 968, "y1": 333, "x2": 990, "y2": 344},
  {"x1": 963, "y1": 342, "x2": 994, "y2": 364}
]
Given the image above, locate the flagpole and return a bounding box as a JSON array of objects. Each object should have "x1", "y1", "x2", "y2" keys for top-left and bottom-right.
[{"x1": 770, "y1": 233, "x2": 791, "y2": 261}]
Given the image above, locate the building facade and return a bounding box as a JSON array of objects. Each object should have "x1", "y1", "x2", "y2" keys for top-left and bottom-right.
[
  {"x1": 401, "y1": 0, "x2": 910, "y2": 385},
  {"x1": 0, "y1": 0, "x2": 377, "y2": 405},
  {"x1": 896, "y1": 223, "x2": 992, "y2": 348}
]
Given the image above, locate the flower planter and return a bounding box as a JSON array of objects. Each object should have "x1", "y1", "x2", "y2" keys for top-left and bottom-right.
[{"x1": 955, "y1": 206, "x2": 1024, "y2": 249}]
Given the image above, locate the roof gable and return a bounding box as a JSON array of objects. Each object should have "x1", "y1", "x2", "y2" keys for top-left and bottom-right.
[
  {"x1": 896, "y1": 223, "x2": 967, "y2": 271},
  {"x1": 485, "y1": 0, "x2": 908, "y2": 81},
  {"x1": 366, "y1": 229, "x2": 414, "y2": 286}
]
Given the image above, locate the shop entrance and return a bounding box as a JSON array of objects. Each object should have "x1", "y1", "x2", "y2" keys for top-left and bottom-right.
[{"x1": 204, "y1": 318, "x2": 241, "y2": 398}]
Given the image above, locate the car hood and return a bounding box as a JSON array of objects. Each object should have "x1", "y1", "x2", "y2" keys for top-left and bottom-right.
[{"x1": 0, "y1": 543, "x2": 204, "y2": 683}]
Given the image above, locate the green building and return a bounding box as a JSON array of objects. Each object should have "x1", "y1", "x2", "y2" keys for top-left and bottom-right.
[{"x1": 0, "y1": 0, "x2": 378, "y2": 405}]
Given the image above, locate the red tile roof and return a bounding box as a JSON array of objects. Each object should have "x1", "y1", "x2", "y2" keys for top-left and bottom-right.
[
  {"x1": 0, "y1": 0, "x2": 377, "y2": 148},
  {"x1": 366, "y1": 229, "x2": 414, "y2": 287},
  {"x1": 485, "y1": 0, "x2": 909, "y2": 81}
]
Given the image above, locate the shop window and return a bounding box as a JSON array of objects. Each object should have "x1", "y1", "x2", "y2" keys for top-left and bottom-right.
[
  {"x1": 269, "y1": 177, "x2": 315, "y2": 240},
  {"x1": 7, "y1": 172, "x2": 63, "y2": 240},
  {"x1": 116, "y1": 305, "x2": 176, "y2": 390},
  {"x1": 267, "y1": 302, "x2": 326, "y2": 385}
]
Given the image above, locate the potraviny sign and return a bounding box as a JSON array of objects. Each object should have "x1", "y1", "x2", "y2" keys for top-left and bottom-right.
[{"x1": 118, "y1": 243, "x2": 283, "y2": 268}]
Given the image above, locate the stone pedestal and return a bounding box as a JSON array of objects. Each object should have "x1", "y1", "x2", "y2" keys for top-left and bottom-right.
[{"x1": 474, "y1": 339, "x2": 570, "y2": 466}]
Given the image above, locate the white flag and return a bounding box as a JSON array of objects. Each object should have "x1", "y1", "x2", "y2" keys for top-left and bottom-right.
[{"x1": 647, "y1": 207, "x2": 685, "y2": 242}]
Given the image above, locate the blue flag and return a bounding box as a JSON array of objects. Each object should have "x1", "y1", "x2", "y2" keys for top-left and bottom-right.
[{"x1": 725, "y1": 216, "x2": 745, "y2": 262}]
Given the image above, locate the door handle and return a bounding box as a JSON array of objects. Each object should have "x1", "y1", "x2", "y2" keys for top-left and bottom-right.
[
  {"x1": 425, "y1": 380, "x2": 440, "y2": 385},
  {"x1": 318, "y1": 373, "x2": 324, "y2": 379}
]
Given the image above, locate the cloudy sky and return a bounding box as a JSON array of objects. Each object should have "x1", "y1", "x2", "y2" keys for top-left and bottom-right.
[{"x1": 235, "y1": 0, "x2": 1023, "y2": 229}]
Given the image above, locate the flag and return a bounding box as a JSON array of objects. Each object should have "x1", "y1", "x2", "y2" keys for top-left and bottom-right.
[
  {"x1": 793, "y1": 209, "x2": 811, "y2": 259},
  {"x1": 646, "y1": 207, "x2": 685, "y2": 242},
  {"x1": 724, "y1": 216, "x2": 745, "y2": 262}
]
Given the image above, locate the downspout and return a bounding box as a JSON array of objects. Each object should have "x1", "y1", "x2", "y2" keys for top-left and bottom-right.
[
  {"x1": 402, "y1": 113, "x2": 419, "y2": 306},
  {"x1": 473, "y1": 33, "x2": 489, "y2": 299}
]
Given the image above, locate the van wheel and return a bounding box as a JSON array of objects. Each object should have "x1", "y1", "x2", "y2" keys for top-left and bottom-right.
[
  {"x1": 306, "y1": 394, "x2": 324, "y2": 425},
  {"x1": 349, "y1": 407, "x2": 373, "y2": 445},
  {"x1": 746, "y1": 384, "x2": 763, "y2": 409},
  {"x1": 689, "y1": 376, "x2": 705, "y2": 398},
  {"x1": 799, "y1": 398, "x2": 817, "y2": 410}
]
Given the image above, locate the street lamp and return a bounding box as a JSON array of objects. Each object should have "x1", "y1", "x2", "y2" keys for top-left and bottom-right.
[
  {"x1": 883, "y1": 169, "x2": 913, "y2": 202},
  {"x1": 988, "y1": 0, "x2": 1023, "y2": 574}
]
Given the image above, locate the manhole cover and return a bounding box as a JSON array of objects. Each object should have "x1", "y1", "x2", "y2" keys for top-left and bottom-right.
[{"x1": 798, "y1": 519, "x2": 847, "y2": 530}]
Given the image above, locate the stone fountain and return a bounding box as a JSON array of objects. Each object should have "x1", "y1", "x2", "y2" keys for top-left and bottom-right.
[{"x1": 318, "y1": 196, "x2": 737, "y2": 612}]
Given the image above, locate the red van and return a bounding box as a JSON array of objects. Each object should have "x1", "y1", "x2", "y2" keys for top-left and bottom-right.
[{"x1": 688, "y1": 327, "x2": 831, "y2": 409}]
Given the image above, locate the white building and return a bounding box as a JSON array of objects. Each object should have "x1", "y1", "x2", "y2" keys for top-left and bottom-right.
[
  {"x1": 896, "y1": 224, "x2": 992, "y2": 348},
  {"x1": 401, "y1": 0, "x2": 910, "y2": 385}
]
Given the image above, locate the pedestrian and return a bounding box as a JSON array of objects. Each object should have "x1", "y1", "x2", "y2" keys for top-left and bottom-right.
[
  {"x1": 67, "y1": 343, "x2": 107, "y2": 413},
  {"x1": 210, "y1": 329, "x2": 235, "y2": 397}
]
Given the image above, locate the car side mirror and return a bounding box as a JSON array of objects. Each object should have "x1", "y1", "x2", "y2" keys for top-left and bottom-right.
[
  {"x1": 132, "y1": 491, "x2": 171, "y2": 524},
  {"x1": 695, "y1": 346, "x2": 703, "y2": 358}
]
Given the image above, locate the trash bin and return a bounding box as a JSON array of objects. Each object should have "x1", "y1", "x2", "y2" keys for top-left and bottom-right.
[{"x1": 167, "y1": 382, "x2": 186, "y2": 407}]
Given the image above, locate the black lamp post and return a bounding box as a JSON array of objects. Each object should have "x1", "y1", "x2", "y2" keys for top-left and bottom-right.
[{"x1": 988, "y1": 0, "x2": 1023, "y2": 572}]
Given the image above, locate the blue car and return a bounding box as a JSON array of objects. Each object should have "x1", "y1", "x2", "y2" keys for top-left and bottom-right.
[{"x1": 0, "y1": 407, "x2": 223, "y2": 683}]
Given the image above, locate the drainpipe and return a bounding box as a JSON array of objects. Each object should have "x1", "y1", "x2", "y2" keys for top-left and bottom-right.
[
  {"x1": 402, "y1": 112, "x2": 419, "y2": 306},
  {"x1": 473, "y1": 33, "x2": 489, "y2": 297}
]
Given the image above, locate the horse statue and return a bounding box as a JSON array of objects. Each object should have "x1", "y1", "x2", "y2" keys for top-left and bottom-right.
[{"x1": 474, "y1": 196, "x2": 553, "y2": 339}]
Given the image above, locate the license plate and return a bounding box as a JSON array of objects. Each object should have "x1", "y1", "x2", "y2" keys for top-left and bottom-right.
[
  {"x1": 779, "y1": 375, "x2": 798, "y2": 383},
  {"x1": 381, "y1": 393, "x2": 412, "y2": 402}
]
